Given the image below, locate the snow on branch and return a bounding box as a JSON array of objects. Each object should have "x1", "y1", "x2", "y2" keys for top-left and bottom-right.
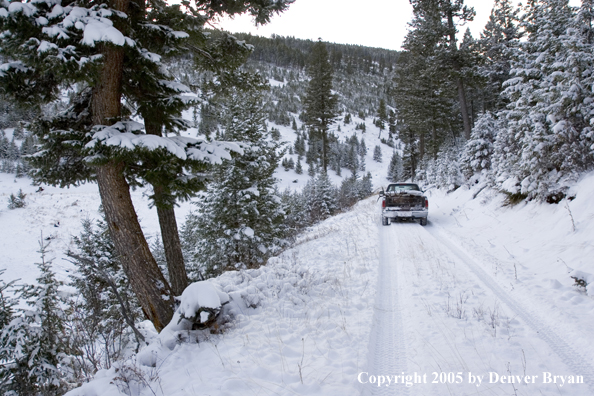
[
  {"x1": 86, "y1": 122, "x2": 244, "y2": 164},
  {"x1": 0, "y1": 61, "x2": 30, "y2": 76}
]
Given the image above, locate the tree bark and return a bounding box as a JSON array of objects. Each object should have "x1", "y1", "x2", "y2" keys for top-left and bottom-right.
[
  {"x1": 447, "y1": 7, "x2": 472, "y2": 140},
  {"x1": 419, "y1": 129, "x2": 425, "y2": 160},
  {"x1": 95, "y1": 162, "x2": 174, "y2": 332},
  {"x1": 321, "y1": 128, "x2": 328, "y2": 173},
  {"x1": 155, "y1": 203, "x2": 187, "y2": 295},
  {"x1": 91, "y1": 17, "x2": 174, "y2": 331},
  {"x1": 457, "y1": 77, "x2": 472, "y2": 140},
  {"x1": 143, "y1": 120, "x2": 189, "y2": 296}
]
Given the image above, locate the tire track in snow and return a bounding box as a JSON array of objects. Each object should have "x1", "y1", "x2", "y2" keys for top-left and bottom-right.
[
  {"x1": 363, "y1": 222, "x2": 409, "y2": 396},
  {"x1": 425, "y1": 224, "x2": 594, "y2": 393}
]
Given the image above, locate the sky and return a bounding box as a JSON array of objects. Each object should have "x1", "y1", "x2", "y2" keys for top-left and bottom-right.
[{"x1": 215, "y1": 0, "x2": 582, "y2": 51}]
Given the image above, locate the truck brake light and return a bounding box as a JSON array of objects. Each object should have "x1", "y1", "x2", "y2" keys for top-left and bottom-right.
[
  {"x1": 425, "y1": 199, "x2": 429, "y2": 209},
  {"x1": 382, "y1": 199, "x2": 386, "y2": 208}
]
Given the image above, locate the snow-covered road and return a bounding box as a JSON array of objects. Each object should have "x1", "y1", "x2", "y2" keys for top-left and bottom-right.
[{"x1": 363, "y1": 217, "x2": 594, "y2": 395}]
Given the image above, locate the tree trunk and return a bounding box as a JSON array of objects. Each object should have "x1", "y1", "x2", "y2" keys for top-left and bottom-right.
[
  {"x1": 143, "y1": 121, "x2": 189, "y2": 296},
  {"x1": 447, "y1": 7, "x2": 472, "y2": 140},
  {"x1": 419, "y1": 129, "x2": 425, "y2": 160},
  {"x1": 321, "y1": 128, "x2": 328, "y2": 173},
  {"x1": 457, "y1": 77, "x2": 472, "y2": 140},
  {"x1": 432, "y1": 126, "x2": 438, "y2": 160},
  {"x1": 95, "y1": 163, "x2": 174, "y2": 331},
  {"x1": 155, "y1": 190, "x2": 188, "y2": 296},
  {"x1": 91, "y1": 28, "x2": 174, "y2": 331}
]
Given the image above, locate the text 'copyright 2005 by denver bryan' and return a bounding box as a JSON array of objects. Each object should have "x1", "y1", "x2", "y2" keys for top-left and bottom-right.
[{"x1": 357, "y1": 372, "x2": 585, "y2": 388}]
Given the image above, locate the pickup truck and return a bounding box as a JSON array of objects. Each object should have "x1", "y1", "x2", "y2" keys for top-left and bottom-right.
[{"x1": 380, "y1": 183, "x2": 428, "y2": 226}]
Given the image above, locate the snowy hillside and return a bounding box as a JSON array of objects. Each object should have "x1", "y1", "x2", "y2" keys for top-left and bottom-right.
[
  {"x1": 60, "y1": 173, "x2": 594, "y2": 396},
  {"x1": 3, "y1": 165, "x2": 594, "y2": 395}
]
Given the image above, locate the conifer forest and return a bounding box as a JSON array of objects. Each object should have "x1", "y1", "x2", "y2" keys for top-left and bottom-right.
[{"x1": 1, "y1": 0, "x2": 594, "y2": 395}]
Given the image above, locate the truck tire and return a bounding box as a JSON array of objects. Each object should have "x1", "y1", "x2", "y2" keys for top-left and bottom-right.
[
  {"x1": 420, "y1": 217, "x2": 427, "y2": 226},
  {"x1": 382, "y1": 216, "x2": 389, "y2": 226}
]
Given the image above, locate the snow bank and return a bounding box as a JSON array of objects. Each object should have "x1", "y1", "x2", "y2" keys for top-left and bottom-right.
[{"x1": 65, "y1": 198, "x2": 378, "y2": 396}]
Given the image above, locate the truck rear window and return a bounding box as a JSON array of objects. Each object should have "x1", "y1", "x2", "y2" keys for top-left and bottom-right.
[{"x1": 387, "y1": 184, "x2": 420, "y2": 192}]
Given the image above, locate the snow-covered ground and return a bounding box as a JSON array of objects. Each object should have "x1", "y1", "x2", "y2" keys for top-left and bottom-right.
[
  {"x1": 2, "y1": 121, "x2": 594, "y2": 395},
  {"x1": 57, "y1": 172, "x2": 594, "y2": 396}
]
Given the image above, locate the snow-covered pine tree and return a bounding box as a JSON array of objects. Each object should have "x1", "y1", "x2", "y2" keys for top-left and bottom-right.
[
  {"x1": 0, "y1": 0, "x2": 293, "y2": 331},
  {"x1": 67, "y1": 218, "x2": 142, "y2": 378},
  {"x1": 478, "y1": 0, "x2": 523, "y2": 113},
  {"x1": 0, "y1": 240, "x2": 73, "y2": 396},
  {"x1": 387, "y1": 151, "x2": 404, "y2": 182},
  {"x1": 460, "y1": 112, "x2": 497, "y2": 179},
  {"x1": 309, "y1": 172, "x2": 338, "y2": 222},
  {"x1": 373, "y1": 145, "x2": 383, "y2": 162},
  {"x1": 495, "y1": 0, "x2": 594, "y2": 201},
  {"x1": 307, "y1": 161, "x2": 316, "y2": 177},
  {"x1": 183, "y1": 80, "x2": 285, "y2": 278},
  {"x1": 0, "y1": 270, "x2": 16, "y2": 333},
  {"x1": 295, "y1": 157, "x2": 303, "y2": 174},
  {"x1": 427, "y1": 140, "x2": 464, "y2": 190},
  {"x1": 360, "y1": 172, "x2": 373, "y2": 198}
]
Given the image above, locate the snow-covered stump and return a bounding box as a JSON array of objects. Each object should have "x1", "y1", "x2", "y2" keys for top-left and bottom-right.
[
  {"x1": 176, "y1": 281, "x2": 230, "y2": 329},
  {"x1": 155, "y1": 281, "x2": 230, "y2": 352}
]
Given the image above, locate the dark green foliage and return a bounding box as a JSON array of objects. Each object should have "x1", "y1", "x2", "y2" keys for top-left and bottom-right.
[
  {"x1": 234, "y1": 33, "x2": 399, "y2": 74},
  {"x1": 338, "y1": 173, "x2": 373, "y2": 209},
  {"x1": 302, "y1": 39, "x2": 338, "y2": 172},
  {"x1": 295, "y1": 157, "x2": 303, "y2": 174},
  {"x1": 0, "y1": 240, "x2": 73, "y2": 396},
  {"x1": 0, "y1": 270, "x2": 16, "y2": 337},
  {"x1": 377, "y1": 98, "x2": 388, "y2": 133},
  {"x1": 387, "y1": 151, "x2": 404, "y2": 182},
  {"x1": 270, "y1": 127, "x2": 281, "y2": 140},
  {"x1": 67, "y1": 219, "x2": 143, "y2": 379},
  {"x1": 476, "y1": 0, "x2": 523, "y2": 113},
  {"x1": 388, "y1": 110, "x2": 397, "y2": 136},
  {"x1": 302, "y1": 172, "x2": 338, "y2": 223},
  {"x1": 281, "y1": 157, "x2": 295, "y2": 171},
  {"x1": 7, "y1": 189, "x2": 26, "y2": 209},
  {"x1": 281, "y1": 172, "x2": 372, "y2": 237},
  {"x1": 183, "y1": 81, "x2": 285, "y2": 279},
  {"x1": 373, "y1": 145, "x2": 383, "y2": 162}
]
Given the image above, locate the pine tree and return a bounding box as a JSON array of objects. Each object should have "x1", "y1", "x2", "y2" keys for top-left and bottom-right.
[
  {"x1": 360, "y1": 172, "x2": 374, "y2": 198},
  {"x1": 295, "y1": 157, "x2": 304, "y2": 174},
  {"x1": 308, "y1": 161, "x2": 316, "y2": 177},
  {"x1": 373, "y1": 145, "x2": 383, "y2": 162},
  {"x1": 0, "y1": 270, "x2": 16, "y2": 335},
  {"x1": 303, "y1": 39, "x2": 339, "y2": 173},
  {"x1": 387, "y1": 151, "x2": 404, "y2": 182},
  {"x1": 478, "y1": 0, "x2": 523, "y2": 113},
  {"x1": 183, "y1": 81, "x2": 285, "y2": 278},
  {"x1": 7, "y1": 189, "x2": 26, "y2": 209},
  {"x1": 0, "y1": 0, "x2": 293, "y2": 331},
  {"x1": 460, "y1": 112, "x2": 496, "y2": 179},
  {"x1": 494, "y1": 0, "x2": 594, "y2": 200},
  {"x1": 67, "y1": 218, "x2": 143, "y2": 376},
  {"x1": 0, "y1": 130, "x2": 8, "y2": 159},
  {"x1": 309, "y1": 172, "x2": 337, "y2": 222},
  {"x1": 388, "y1": 109, "x2": 397, "y2": 137},
  {"x1": 377, "y1": 98, "x2": 388, "y2": 138},
  {"x1": 0, "y1": 240, "x2": 73, "y2": 396}
]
